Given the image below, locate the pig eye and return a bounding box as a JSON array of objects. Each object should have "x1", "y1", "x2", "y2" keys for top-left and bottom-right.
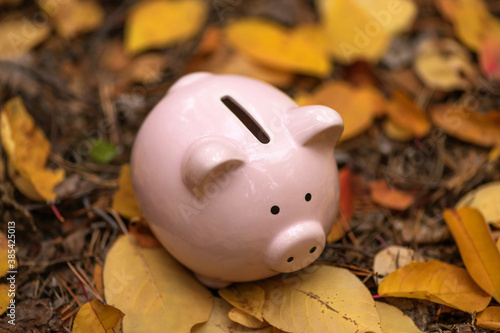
[
  {"x1": 271, "y1": 205, "x2": 280, "y2": 215},
  {"x1": 305, "y1": 193, "x2": 312, "y2": 202}
]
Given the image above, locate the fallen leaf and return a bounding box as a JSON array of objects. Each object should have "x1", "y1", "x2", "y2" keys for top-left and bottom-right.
[
  {"x1": 497, "y1": 237, "x2": 500, "y2": 252},
  {"x1": 429, "y1": 105, "x2": 500, "y2": 147},
  {"x1": 316, "y1": 0, "x2": 416, "y2": 63},
  {"x1": 103, "y1": 235, "x2": 213, "y2": 332},
  {"x1": 369, "y1": 179, "x2": 415, "y2": 210},
  {"x1": 228, "y1": 307, "x2": 268, "y2": 329},
  {"x1": 0, "y1": 233, "x2": 16, "y2": 277},
  {"x1": 382, "y1": 119, "x2": 414, "y2": 142},
  {"x1": 0, "y1": 284, "x2": 14, "y2": 316},
  {"x1": 378, "y1": 260, "x2": 491, "y2": 313},
  {"x1": 219, "y1": 284, "x2": 266, "y2": 321},
  {"x1": 225, "y1": 19, "x2": 331, "y2": 77},
  {"x1": 0, "y1": 17, "x2": 50, "y2": 60},
  {"x1": 327, "y1": 166, "x2": 353, "y2": 242},
  {"x1": 299, "y1": 81, "x2": 386, "y2": 141},
  {"x1": 414, "y1": 39, "x2": 476, "y2": 91},
  {"x1": 93, "y1": 263, "x2": 104, "y2": 297},
  {"x1": 0, "y1": 97, "x2": 65, "y2": 201},
  {"x1": 129, "y1": 220, "x2": 162, "y2": 248},
  {"x1": 124, "y1": 0, "x2": 208, "y2": 55},
  {"x1": 111, "y1": 164, "x2": 143, "y2": 220},
  {"x1": 38, "y1": 0, "x2": 104, "y2": 38},
  {"x1": 119, "y1": 53, "x2": 169, "y2": 86},
  {"x1": 373, "y1": 246, "x2": 417, "y2": 283},
  {"x1": 89, "y1": 140, "x2": 119, "y2": 164},
  {"x1": 375, "y1": 301, "x2": 423, "y2": 333},
  {"x1": 476, "y1": 306, "x2": 500, "y2": 330},
  {"x1": 437, "y1": 0, "x2": 500, "y2": 51},
  {"x1": 72, "y1": 300, "x2": 124, "y2": 333},
  {"x1": 457, "y1": 181, "x2": 500, "y2": 228},
  {"x1": 192, "y1": 297, "x2": 274, "y2": 333},
  {"x1": 221, "y1": 265, "x2": 383, "y2": 333},
  {"x1": 443, "y1": 207, "x2": 500, "y2": 302},
  {"x1": 479, "y1": 33, "x2": 500, "y2": 81},
  {"x1": 385, "y1": 90, "x2": 430, "y2": 138}
]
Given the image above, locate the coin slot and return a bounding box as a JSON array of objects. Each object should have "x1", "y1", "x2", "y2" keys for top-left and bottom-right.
[{"x1": 221, "y1": 95, "x2": 270, "y2": 144}]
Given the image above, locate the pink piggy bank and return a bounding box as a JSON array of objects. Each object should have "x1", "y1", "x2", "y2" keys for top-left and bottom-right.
[{"x1": 131, "y1": 73, "x2": 344, "y2": 288}]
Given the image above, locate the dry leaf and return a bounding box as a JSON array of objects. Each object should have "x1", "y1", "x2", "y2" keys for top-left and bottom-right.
[
  {"x1": 382, "y1": 119, "x2": 414, "y2": 142},
  {"x1": 228, "y1": 308, "x2": 268, "y2": 329},
  {"x1": 221, "y1": 265, "x2": 383, "y2": 333},
  {"x1": 0, "y1": 284, "x2": 14, "y2": 316},
  {"x1": 120, "y1": 53, "x2": 168, "y2": 86},
  {"x1": 0, "y1": 17, "x2": 50, "y2": 60},
  {"x1": 93, "y1": 263, "x2": 104, "y2": 297},
  {"x1": 385, "y1": 90, "x2": 430, "y2": 138},
  {"x1": 316, "y1": 0, "x2": 416, "y2": 63},
  {"x1": 0, "y1": 97, "x2": 65, "y2": 201},
  {"x1": 443, "y1": 207, "x2": 500, "y2": 303},
  {"x1": 38, "y1": 0, "x2": 104, "y2": 38},
  {"x1": 375, "y1": 301, "x2": 423, "y2": 333},
  {"x1": 0, "y1": 233, "x2": 16, "y2": 277},
  {"x1": 429, "y1": 105, "x2": 500, "y2": 147},
  {"x1": 414, "y1": 39, "x2": 476, "y2": 91},
  {"x1": 373, "y1": 246, "x2": 417, "y2": 283},
  {"x1": 476, "y1": 306, "x2": 500, "y2": 330},
  {"x1": 225, "y1": 19, "x2": 331, "y2": 77},
  {"x1": 103, "y1": 235, "x2": 213, "y2": 332},
  {"x1": 124, "y1": 0, "x2": 208, "y2": 55},
  {"x1": 479, "y1": 33, "x2": 500, "y2": 81},
  {"x1": 369, "y1": 179, "x2": 415, "y2": 210},
  {"x1": 437, "y1": 0, "x2": 500, "y2": 51},
  {"x1": 378, "y1": 260, "x2": 491, "y2": 313},
  {"x1": 128, "y1": 220, "x2": 162, "y2": 248},
  {"x1": 192, "y1": 297, "x2": 275, "y2": 333},
  {"x1": 219, "y1": 284, "x2": 266, "y2": 321},
  {"x1": 299, "y1": 81, "x2": 386, "y2": 141},
  {"x1": 111, "y1": 164, "x2": 142, "y2": 220},
  {"x1": 327, "y1": 166, "x2": 353, "y2": 242},
  {"x1": 72, "y1": 300, "x2": 124, "y2": 333},
  {"x1": 457, "y1": 181, "x2": 500, "y2": 228}
]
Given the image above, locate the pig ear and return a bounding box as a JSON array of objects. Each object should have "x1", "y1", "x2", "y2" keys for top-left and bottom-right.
[
  {"x1": 169, "y1": 72, "x2": 212, "y2": 92},
  {"x1": 182, "y1": 138, "x2": 245, "y2": 194},
  {"x1": 286, "y1": 105, "x2": 344, "y2": 148}
]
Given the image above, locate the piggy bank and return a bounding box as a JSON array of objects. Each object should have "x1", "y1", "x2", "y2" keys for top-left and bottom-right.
[{"x1": 131, "y1": 73, "x2": 343, "y2": 288}]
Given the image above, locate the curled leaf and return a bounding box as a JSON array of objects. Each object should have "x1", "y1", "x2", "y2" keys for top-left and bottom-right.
[{"x1": 378, "y1": 260, "x2": 491, "y2": 313}]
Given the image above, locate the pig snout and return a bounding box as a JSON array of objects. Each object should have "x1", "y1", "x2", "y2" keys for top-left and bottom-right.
[{"x1": 264, "y1": 221, "x2": 326, "y2": 273}]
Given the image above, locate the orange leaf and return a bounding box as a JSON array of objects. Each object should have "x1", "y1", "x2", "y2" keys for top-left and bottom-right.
[
  {"x1": 476, "y1": 306, "x2": 500, "y2": 330},
  {"x1": 378, "y1": 260, "x2": 491, "y2": 313},
  {"x1": 300, "y1": 81, "x2": 386, "y2": 141},
  {"x1": 386, "y1": 90, "x2": 430, "y2": 138},
  {"x1": 443, "y1": 207, "x2": 500, "y2": 302},
  {"x1": 327, "y1": 166, "x2": 353, "y2": 243},
  {"x1": 430, "y1": 105, "x2": 500, "y2": 147},
  {"x1": 369, "y1": 179, "x2": 415, "y2": 211}
]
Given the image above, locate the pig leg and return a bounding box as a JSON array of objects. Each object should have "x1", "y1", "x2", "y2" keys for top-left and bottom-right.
[{"x1": 195, "y1": 273, "x2": 231, "y2": 289}]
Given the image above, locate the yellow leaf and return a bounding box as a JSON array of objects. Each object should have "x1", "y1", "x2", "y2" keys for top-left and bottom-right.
[
  {"x1": 429, "y1": 105, "x2": 500, "y2": 147},
  {"x1": 192, "y1": 298, "x2": 274, "y2": 333},
  {"x1": 0, "y1": 97, "x2": 65, "y2": 201},
  {"x1": 111, "y1": 164, "x2": 143, "y2": 220},
  {"x1": 0, "y1": 284, "x2": 14, "y2": 316},
  {"x1": 373, "y1": 246, "x2": 417, "y2": 283},
  {"x1": 225, "y1": 19, "x2": 331, "y2": 77},
  {"x1": 103, "y1": 235, "x2": 213, "y2": 332},
  {"x1": 38, "y1": 0, "x2": 104, "y2": 39},
  {"x1": 476, "y1": 306, "x2": 500, "y2": 330},
  {"x1": 125, "y1": 0, "x2": 208, "y2": 55},
  {"x1": 316, "y1": 0, "x2": 416, "y2": 63},
  {"x1": 375, "y1": 301, "x2": 423, "y2": 333},
  {"x1": 299, "y1": 81, "x2": 386, "y2": 141},
  {"x1": 457, "y1": 181, "x2": 500, "y2": 228},
  {"x1": 385, "y1": 90, "x2": 430, "y2": 138},
  {"x1": 72, "y1": 300, "x2": 124, "y2": 333},
  {"x1": 382, "y1": 119, "x2": 414, "y2": 142},
  {"x1": 443, "y1": 207, "x2": 500, "y2": 303},
  {"x1": 414, "y1": 39, "x2": 476, "y2": 91},
  {"x1": 222, "y1": 265, "x2": 383, "y2": 333},
  {"x1": 0, "y1": 18, "x2": 50, "y2": 60},
  {"x1": 228, "y1": 308, "x2": 268, "y2": 329},
  {"x1": 219, "y1": 284, "x2": 266, "y2": 321},
  {"x1": 0, "y1": 233, "x2": 16, "y2": 278},
  {"x1": 378, "y1": 260, "x2": 491, "y2": 313},
  {"x1": 497, "y1": 237, "x2": 500, "y2": 253}
]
